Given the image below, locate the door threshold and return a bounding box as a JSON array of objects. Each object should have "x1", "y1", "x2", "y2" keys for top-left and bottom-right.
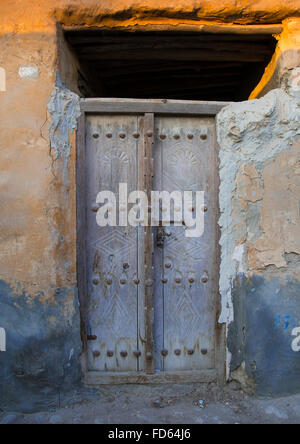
[{"x1": 84, "y1": 370, "x2": 217, "y2": 385}]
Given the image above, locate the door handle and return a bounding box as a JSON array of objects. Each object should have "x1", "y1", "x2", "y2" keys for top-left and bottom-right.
[{"x1": 157, "y1": 226, "x2": 165, "y2": 247}]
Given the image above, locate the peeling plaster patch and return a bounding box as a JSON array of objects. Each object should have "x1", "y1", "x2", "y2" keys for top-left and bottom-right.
[
  {"x1": 0, "y1": 327, "x2": 6, "y2": 352},
  {"x1": 18, "y1": 66, "x2": 39, "y2": 79},
  {"x1": 217, "y1": 88, "x2": 300, "y2": 326},
  {"x1": 232, "y1": 244, "x2": 246, "y2": 274},
  {"x1": 248, "y1": 144, "x2": 300, "y2": 271},
  {"x1": 48, "y1": 85, "x2": 81, "y2": 187},
  {"x1": 226, "y1": 343, "x2": 232, "y2": 381},
  {"x1": 284, "y1": 67, "x2": 300, "y2": 102},
  {"x1": 48, "y1": 85, "x2": 81, "y2": 161},
  {"x1": 246, "y1": 201, "x2": 263, "y2": 243},
  {"x1": 0, "y1": 67, "x2": 6, "y2": 91},
  {"x1": 289, "y1": 67, "x2": 300, "y2": 97}
]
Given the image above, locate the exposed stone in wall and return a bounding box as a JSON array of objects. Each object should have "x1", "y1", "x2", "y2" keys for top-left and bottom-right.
[
  {"x1": 18, "y1": 66, "x2": 39, "y2": 79},
  {"x1": 230, "y1": 361, "x2": 255, "y2": 395},
  {"x1": 217, "y1": 83, "x2": 300, "y2": 394}
]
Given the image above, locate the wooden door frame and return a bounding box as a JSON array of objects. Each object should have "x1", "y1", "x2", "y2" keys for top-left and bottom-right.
[{"x1": 76, "y1": 98, "x2": 230, "y2": 386}]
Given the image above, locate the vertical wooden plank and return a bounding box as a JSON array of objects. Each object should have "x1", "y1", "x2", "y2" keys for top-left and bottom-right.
[
  {"x1": 153, "y1": 122, "x2": 165, "y2": 372},
  {"x1": 137, "y1": 116, "x2": 146, "y2": 371},
  {"x1": 143, "y1": 113, "x2": 155, "y2": 374},
  {"x1": 76, "y1": 113, "x2": 88, "y2": 370}
]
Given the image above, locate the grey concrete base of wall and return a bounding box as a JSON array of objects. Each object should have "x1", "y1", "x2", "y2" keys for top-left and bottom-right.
[
  {"x1": 229, "y1": 274, "x2": 300, "y2": 396},
  {"x1": 0, "y1": 280, "x2": 82, "y2": 413}
]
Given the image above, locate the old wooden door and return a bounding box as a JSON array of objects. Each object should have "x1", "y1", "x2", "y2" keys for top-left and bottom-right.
[{"x1": 79, "y1": 100, "x2": 225, "y2": 384}]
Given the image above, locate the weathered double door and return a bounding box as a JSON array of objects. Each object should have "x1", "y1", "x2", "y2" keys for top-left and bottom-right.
[{"x1": 83, "y1": 101, "x2": 221, "y2": 381}]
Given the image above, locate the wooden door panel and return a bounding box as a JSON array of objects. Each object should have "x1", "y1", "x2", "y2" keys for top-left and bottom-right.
[
  {"x1": 85, "y1": 115, "x2": 144, "y2": 372},
  {"x1": 153, "y1": 117, "x2": 218, "y2": 372}
]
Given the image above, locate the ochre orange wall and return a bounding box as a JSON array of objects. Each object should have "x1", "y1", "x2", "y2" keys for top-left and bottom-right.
[
  {"x1": 1, "y1": 0, "x2": 299, "y2": 298},
  {"x1": 1, "y1": 0, "x2": 300, "y2": 35}
]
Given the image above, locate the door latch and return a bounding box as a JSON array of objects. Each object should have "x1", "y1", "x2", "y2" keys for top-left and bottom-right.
[{"x1": 156, "y1": 225, "x2": 171, "y2": 248}]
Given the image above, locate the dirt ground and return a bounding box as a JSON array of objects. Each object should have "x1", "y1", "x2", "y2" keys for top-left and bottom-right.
[{"x1": 1, "y1": 383, "x2": 300, "y2": 425}]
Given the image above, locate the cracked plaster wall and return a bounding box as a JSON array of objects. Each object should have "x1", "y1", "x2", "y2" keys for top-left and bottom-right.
[
  {"x1": 0, "y1": 20, "x2": 82, "y2": 412},
  {"x1": 217, "y1": 73, "x2": 300, "y2": 394},
  {"x1": 1, "y1": 0, "x2": 300, "y2": 408}
]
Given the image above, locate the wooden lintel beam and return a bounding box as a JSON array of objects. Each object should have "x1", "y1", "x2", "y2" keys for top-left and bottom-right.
[{"x1": 63, "y1": 24, "x2": 283, "y2": 36}]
